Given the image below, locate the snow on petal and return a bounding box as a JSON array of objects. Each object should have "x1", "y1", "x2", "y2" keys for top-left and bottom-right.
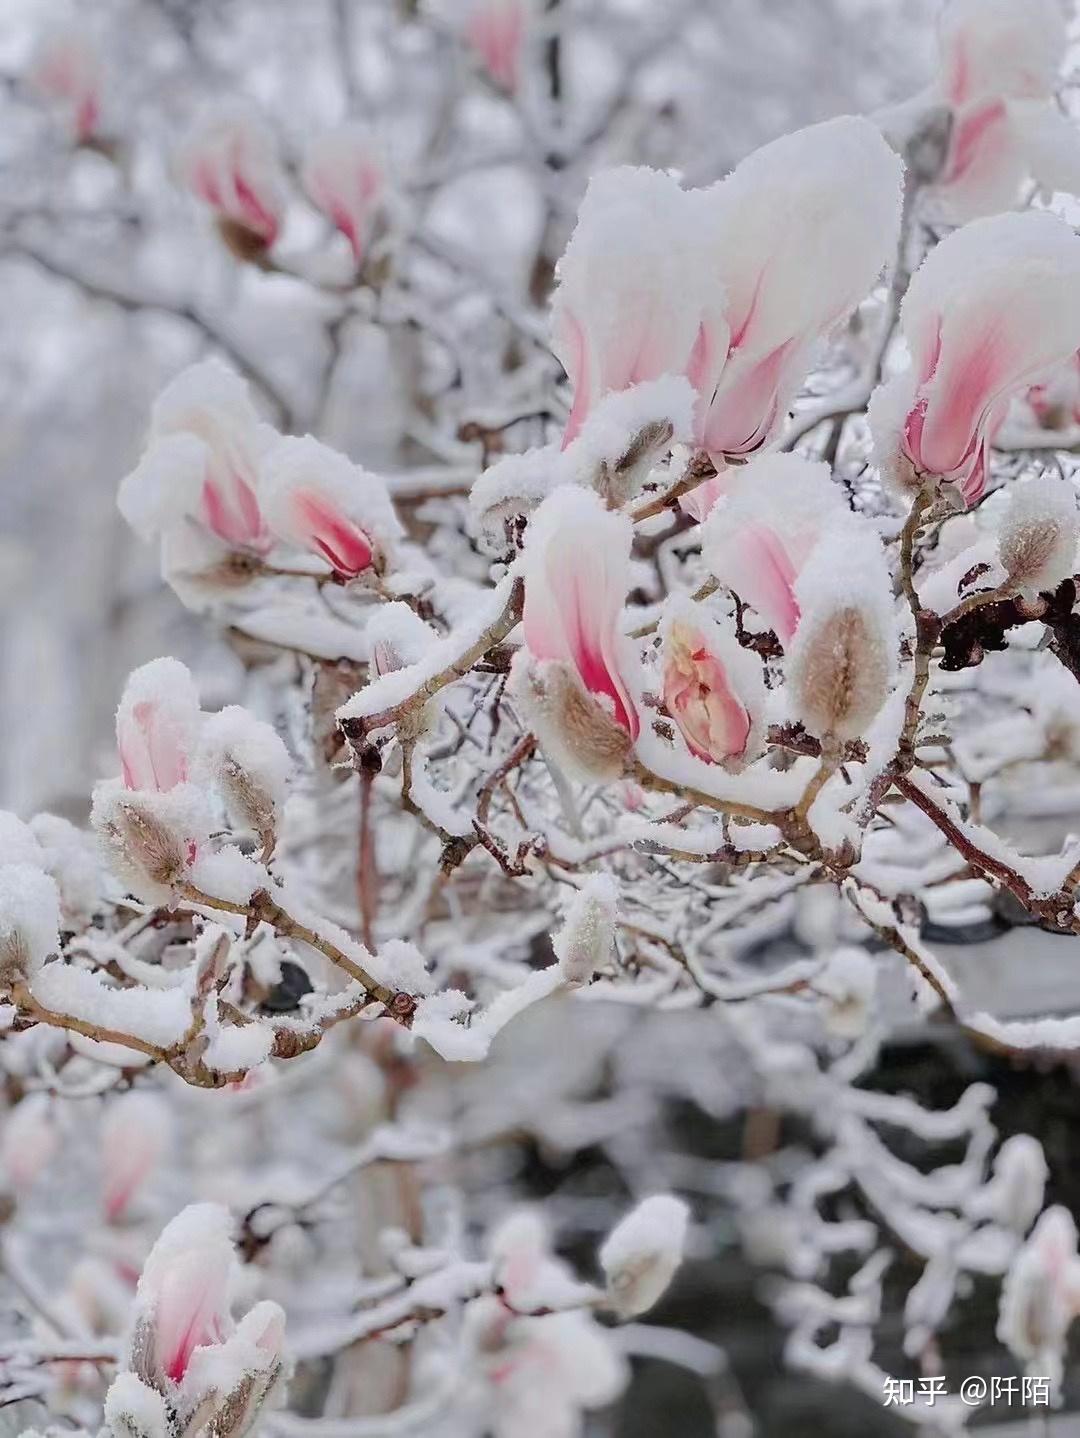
[
  {"x1": 551, "y1": 167, "x2": 706, "y2": 446},
  {"x1": 261, "y1": 435, "x2": 402, "y2": 578},
  {"x1": 659, "y1": 593, "x2": 765, "y2": 768},
  {"x1": 520, "y1": 486, "x2": 638, "y2": 737},
  {"x1": 692, "y1": 116, "x2": 902, "y2": 461},
  {"x1": 179, "y1": 103, "x2": 287, "y2": 250},
  {"x1": 871, "y1": 211, "x2": 1080, "y2": 507},
  {"x1": 302, "y1": 124, "x2": 386, "y2": 267}
]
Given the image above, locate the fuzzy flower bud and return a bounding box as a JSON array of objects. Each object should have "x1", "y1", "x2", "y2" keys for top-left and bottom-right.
[
  {"x1": 0, "y1": 864, "x2": 60, "y2": 992},
  {"x1": 552, "y1": 874, "x2": 618, "y2": 986},
  {"x1": 103, "y1": 1372, "x2": 169, "y2": 1438},
  {"x1": 511, "y1": 656, "x2": 633, "y2": 784},
  {"x1": 196, "y1": 707, "x2": 292, "y2": 860},
  {"x1": 997, "y1": 474, "x2": 1079, "y2": 598},
  {"x1": 599, "y1": 1195, "x2": 690, "y2": 1318}
]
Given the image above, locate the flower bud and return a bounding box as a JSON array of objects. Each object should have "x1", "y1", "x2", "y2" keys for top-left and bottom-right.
[
  {"x1": 0, "y1": 864, "x2": 60, "y2": 992},
  {"x1": 599, "y1": 1195, "x2": 690, "y2": 1318},
  {"x1": 553, "y1": 874, "x2": 618, "y2": 986},
  {"x1": 91, "y1": 783, "x2": 208, "y2": 903},
  {"x1": 511, "y1": 656, "x2": 632, "y2": 783},
  {"x1": 660, "y1": 599, "x2": 765, "y2": 768},
  {"x1": 197, "y1": 707, "x2": 292, "y2": 860},
  {"x1": 788, "y1": 607, "x2": 892, "y2": 743},
  {"x1": 998, "y1": 474, "x2": 1079, "y2": 598}
]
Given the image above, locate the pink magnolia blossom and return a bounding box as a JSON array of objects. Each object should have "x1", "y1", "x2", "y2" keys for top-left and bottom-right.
[
  {"x1": 101, "y1": 1092, "x2": 171, "y2": 1223},
  {"x1": 701, "y1": 453, "x2": 849, "y2": 645},
  {"x1": 869, "y1": 211, "x2": 1080, "y2": 507},
  {"x1": 520, "y1": 487, "x2": 639, "y2": 738},
  {"x1": 302, "y1": 125, "x2": 386, "y2": 267},
  {"x1": 179, "y1": 104, "x2": 287, "y2": 250},
  {"x1": 660, "y1": 597, "x2": 764, "y2": 767},
  {"x1": 30, "y1": 23, "x2": 103, "y2": 144},
  {"x1": 261, "y1": 435, "x2": 402, "y2": 579},
  {"x1": 133, "y1": 1203, "x2": 235, "y2": 1384},
  {"x1": 927, "y1": 0, "x2": 1080, "y2": 223},
  {"x1": 465, "y1": 0, "x2": 529, "y2": 92},
  {"x1": 116, "y1": 659, "x2": 202, "y2": 796},
  {"x1": 0, "y1": 1094, "x2": 58, "y2": 1195},
  {"x1": 1026, "y1": 351, "x2": 1080, "y2": 429},
  {"x1": 690, "y1": 116, "x2": 902, "y2": 464},
  {"x1": 118, "y1": 359, "x2": 273, "y2": 556},
  {"x1": 551, "y1": 167, "x2": 704, "y2": 447}
]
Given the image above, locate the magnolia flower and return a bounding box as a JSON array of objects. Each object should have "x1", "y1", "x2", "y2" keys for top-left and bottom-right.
[
  {"x1": 1026, "y1": 352, "x2": 1080, "y2": 430},
  {"x1": 869, "y1": 211, "x2": 1080, "y2": 508},
  {"x1": 691, "y1": 116, "x2": 902, "y2": 463},
  {"x1": 998, "y1": 1206, "x2": 1080, "y2": 1397},
  {"x1": 30, "y1": 23, "x2": 104, "y2": 143},
  {"x1": 101, "y1": 1092, "x2": 172, "y2": 1223},
  {"x1": 179, "y1": 104, "x2": 287, "y2": 255},
  {"x1": 701, "y1": 453, "x2": 849, "y2": 645},
  {"x1": 0, "y1": 1093, "x2": 59, "y2": 1196},
  {"x1": 261, "y1": 435, "x2": 402, "y2": 578},
  {"x1": 996, "y1": 474, "x2": 1079, "y2": 598},
  {"x1": 121, "y1": 1203, "x2": 287, "y2": 1430},
  {"x1": 552, "y1": 874, "x2": 618, "y2": 986},
  {"x1": 660, "y1": 596, "x2": 765, "y2": 768},
  {"x1": 464, "y1": 0, "x2": 529, "y2": 92},
  {"x1": 551, "y1": 167, "x2": 703, "y2": 446},
  {"x1": 116, "y1": 658, "x2": 201, "y2": 795},
  {"x1": 118, "y1": 359, "x2": 274, "y2": 559},
  {"x1": 302, "y1": 125, "x2": 386, "y2": 267},
  {"x1": 92, "y1": 659, "x2": 209, "y2": 902},
  {"x1": 599, "y1": 1195, "x2": 690, "y2": 1318},
  {"x1": 928, "y1": 0, "x2": 1080, "y2": 222},
  {"x1": 514, "y1": 488, "x2": 638, "y2": 780}
]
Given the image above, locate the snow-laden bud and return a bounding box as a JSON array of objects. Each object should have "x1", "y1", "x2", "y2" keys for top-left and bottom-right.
[
  {"x1": 701, "y1": 453, "x2": 849, "y2": 645},
  {"x1": 101, "y1": 1092, "x2": 172, "y2": 1224},
  {"x1": 30, "y1": 22, "x2": 104, "y2": 144},
  {"x1": 512, "y1": 658, "x2": 633, "y2": 783},
  {"x1": 118, "y1": 359, "x2": 274, "y2": 559},
  {"x1": 0, "y1": 1093, "x2": 58, "y2": 1196},
  {"x1": 103, "y1": 1372, "x2": 169, "y2": 1438},
  {"x1": 552, "y1": 168, "x2": 704, "y2": 446},
  {"x1": 967, "y1": 1135, "x2": 1048, "y2": 1235},
  {"x1": 302, "y1": 124, "x2": 386, "y2": 268},
  {"x1": 464, "y1": 0, "x2": 529, "y2": 91},
  {"x1": 92, "y1": 787, "x2": 208, "y2": 902},
  {"x1": 469, "y1": 445, "x2": 565, "y2": 553},
  {"x1": 182, "y1": 1300, "x2": 288, "y2": 1438},
  {"x1": 785, "y1": 540, "x2": 897, "y2": 744},
  {"x1": 813, "y1": 946, "x2": 877, "y2": 1038},
  {"x1": 659, "y1": 595, "x2": 765, "y2": 768},
  {"x1": 0, "y1": 810, "x2": 45, "y2": 867},
  {"x1": 196, "y1": 707, "x2": 292, "y2": 859},
  {"x1": 520, "y1": 487, "x2": 638, "y2": 739},
  {"x1": 599, "y1": 1195, "x2": 690, "y2": 1318},
  {"x1": 997, "y1": 475, "x2": 1079, "y2": 598},
  {"x1": 178, "y1": 103, "x2": 287, "y2": 257},
  {"x1": 562, "y1": 377, "x2": 696, "y2": 508},
  {"x1": 869, "y1": 212, "x2": 1080, "y2": 508},
  {"x1": 552, "y1": 874, "x2": 618, "y2": 986},
  {"x1": 116, "y1": 658, "x2": 202, "y2": 794},
  {"x1": 366, "y1": 604, "x2": 441, "y2": 744},
  {"x1": 997, "y1": 1206, "x2": 1080, "y2": 1396},
  {"x1": 28, "y1": 813, "x2": 101, "y2": 926},
  {"x1": 261, "y1": 435, "x2": 402, "y2": 579},
  {"x1": 0, "y1": 864, "x2": 60, "y2": 991},
  {"x1": 691, "y1": 116, "x2": 902, "y2": 464}
]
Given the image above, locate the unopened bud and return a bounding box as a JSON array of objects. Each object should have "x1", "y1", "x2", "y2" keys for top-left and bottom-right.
[
  {"x1": 0, "y1": 864, "x2": 60, "y2": 992},
  {"x1": 787, "y1": 606, "x2": 891, "y2": 743},
  {"x1": 998, "y1": 475, "x2": 1079, "y2": 599},
  {"x1": 599, "y1": 1195, "x2": 690, "y2": 1318},
  {"x1": 512, "y1": 656, "x2": 632, "y2": 783},
  {"x1": 91, "y1": 782, "x2": 206, "y2": 901},
  {"x1": 103, "y1": 1372, "x2": 169, "y2": 1438},
  {"x1": 553, "y1": 874, "x2": 618, "y2": 986}
]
